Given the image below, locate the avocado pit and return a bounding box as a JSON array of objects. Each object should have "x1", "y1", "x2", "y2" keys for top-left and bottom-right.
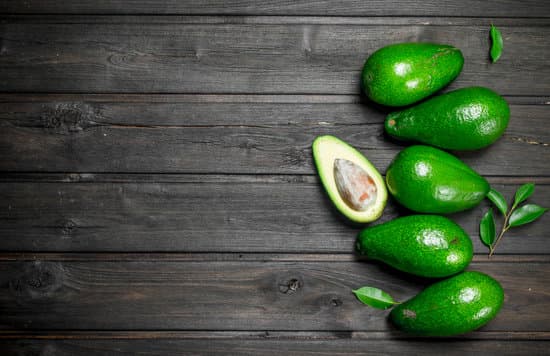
[{"x1": 334, "y1": 158, "x2": 378, "y2": 211}]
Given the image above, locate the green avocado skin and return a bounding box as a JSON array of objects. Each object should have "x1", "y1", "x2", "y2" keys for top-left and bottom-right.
[
  {"x1": 386, "y1": 145, "x2": 490, "y2": 213},
  {"x1": 390, "y1": 271, "x2": 504, "y2": 336},
  {"x1": 385, "y1": 87, "x2": 510, "y2": 150},
  {"x1": 356, "y1": 215, "x2": 473, "y2": 278},
  {"x1": 362, "y1": 42, "x2": 464, "y2": 106}
]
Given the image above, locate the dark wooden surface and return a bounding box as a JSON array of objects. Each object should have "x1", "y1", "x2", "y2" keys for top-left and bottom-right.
[{"x1": 1, "y1": 1, "x2": 549, "y2": 355}]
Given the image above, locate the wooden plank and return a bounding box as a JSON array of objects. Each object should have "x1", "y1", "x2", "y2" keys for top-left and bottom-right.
[
  {"x1": 0, "y1": 179, "x2": 548, "y2": 253},
  {"x1": 1, "y1": 98, "x2": 548, "y2": 174},
  {"x1": 0, "y1": 260, "x2": 548, "y2": 330},
  {"x1": 5, "y1": 16, "x2": 550, "y2": 26},
  {"x1": 2, "y1": 254, "x2": 549, "y2": 263},
  {"x1": 1, "y1": 93, "x2": 549, "y2": 105},
  {"x1": 1, "y1": 19, "x2": 550, "y2": 95},
  {"x1": 2, "y1": 330, "x2": 550, "y2": 340},
  {"x1": 1, "y1": 173, "x2": 549, "y2": 185},
  {"x1": 2, "y1": 0, "x2": 550, "y2": 17},
  {"x1": 1, "y1": 336, "x2": 550, "y2": 355}
]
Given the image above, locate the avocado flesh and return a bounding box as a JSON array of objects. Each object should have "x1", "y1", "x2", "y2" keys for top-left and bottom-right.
[
  {"x1": 356, "y1": 215, "x2": 473, "y2": 278},
  {"x1": 362, "y1": 42, "x2": 464, "y2": 107},
  {"x1": 312, "y1": 135, "x2": 387, "y2": 223},
  {"x1": 390, "y1": 271, "x2": 504, "y2": 336},
  {"x1": 385, "y1": 87, "x2": 510, "y2": 150},
  {"x1": 386, "y1": 145, "x2": 489, "y2": 213}
]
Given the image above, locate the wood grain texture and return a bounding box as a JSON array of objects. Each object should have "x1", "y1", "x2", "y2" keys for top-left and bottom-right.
[
  {"x1": 2, "y1": 330, "x2": 549, "y2": 339},
  {"x1": 2, "y1": 336, "x2": 550, "y2": 355},
  {"x1": 0, "y1": 179, "x2": 548, "y2": 253},
  {"x1": 0, "y1": 260, "x2": 548, "y2": 330},
  {"x1": 2, "y1": 0, "x2": 550, "y2": 17},
  {"x1": 1, "y1": 97, "x2": 548, "y2": 174},
  {"x1": 1, "y1": 254, "x2": 548, "y2": 263},
  {"x1": 1, "y1": 2, "x2": 549, "y2": 352},
  {"x1": 1, "y1": 18, "x2": 550, "y2": 95}
]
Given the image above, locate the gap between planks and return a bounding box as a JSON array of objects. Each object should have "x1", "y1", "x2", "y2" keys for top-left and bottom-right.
[
  {"x1": 0, "y1": 330, "x2": 549, "y2": 341},
  {"x1": 1, "y1": 94, "x2": 549, "y2": 105},
  {"x1": 0, "y1": 253, "x2": 549, "y2": 263},
  {"x1": 2, "y1": 15, "x2": 550, "y2": 27},
  {"x1": 0, "y1": 173, "x2": 549, "y2": 184}
]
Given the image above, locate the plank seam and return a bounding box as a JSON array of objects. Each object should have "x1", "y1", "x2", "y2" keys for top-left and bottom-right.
[
  {"x1": 1, "y1": 93, "x2": 550, "y2": 102},
  {"x1": 0, "y1": 330, "x2": 549, "y2": 341},
  {"x1": 1, "y1": 173, "x2": 549, "y2": 183},
  {"x1": 1, "y1": 253, "x2": 549, "y2": 263},
  {"x1": 2, "y1": 14, "x2": 550, "y2": 21},
  {"x1": 0, "y1": 94, "x2": 549, "y2": 105}
]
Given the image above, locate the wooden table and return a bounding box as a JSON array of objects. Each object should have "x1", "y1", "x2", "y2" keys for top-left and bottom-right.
[{"x1": 1, "y1": 1, "x2": 549, "y2": 354}]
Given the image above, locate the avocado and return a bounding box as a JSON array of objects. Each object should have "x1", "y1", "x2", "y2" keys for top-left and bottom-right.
[
  {"x1": 312, "y1": 135, "x2": 387, "y2": 223},
  {"x1": 390, "y1": 271, "x2": 504, "y2": 336},
  {"x1": 385, "y1": 87, "x2": 510, "y2": 150},
  {"x1": 362, "y1": 42, "x2": 464, "y2": 106},
  {"x1": 356, "y1": 215, "x2": 472, "y2": 278},
  {"x1": 386, "y1": 145, "x2": 489, "y2": 213}
]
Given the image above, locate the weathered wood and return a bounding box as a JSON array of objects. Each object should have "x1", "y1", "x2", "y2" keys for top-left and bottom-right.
[
  {"x1": 5, "y1": 16, "x2": 550, "y2": 26},
  {"x1": 1, "y1": 254, "x2": 549, "y2": 263},
  {"x1": 0, "y1": 179, "x2": 548, "y2": 253},
  {"x1": 1, "y1": 98, "x2": 548, "y2": 174},
  {"x1": 0, "y1": 6, "x2": 548, "y2": 355},
  {"x1": 1, "y1": 19, "x2": 550, "y2": 95},
  {"x1": 0, "y1": 260, "x2": 547, "y2": 330},
  {"x1": 3, "y1": 94, "x2": 549, "y2": 127},
  {"x1": 2, "y1": 330, "x2": 550, "y2": 340},
  {"x1": 1, "y1": 173, "x2": 549, "y2": 185},
  {"x1": 2, "y1": 335, "x2": 550, "y2": 355},
  {"x1": 1, "y1": 93, "x2": 549, "y2": 105},
  {"x1": 2, "y1": 0, "x2": 550, "y2": 17}
]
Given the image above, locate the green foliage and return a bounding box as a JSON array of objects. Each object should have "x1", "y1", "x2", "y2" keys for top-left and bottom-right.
[
  {"x1": 490, "y1": 25, "x2": 503, "y2": 63},
  {"x1": 480, "y1": 209, "x2": 496, "y2": 247},
  {"x1": 353, "y1": 286, "x2": 400, "y2": 310},
  {"x1": 482, "y1": 184, "x2": 547, "y2": 256}
]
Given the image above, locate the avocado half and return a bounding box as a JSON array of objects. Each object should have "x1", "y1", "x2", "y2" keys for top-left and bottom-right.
[{"x1": 312, "y1": 135, "x2": 388, "y2": 223}]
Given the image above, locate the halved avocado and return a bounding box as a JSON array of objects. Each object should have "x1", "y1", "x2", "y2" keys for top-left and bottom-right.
[{"x1": 312, "y1": 135, "x2": 387, "y2": 223}]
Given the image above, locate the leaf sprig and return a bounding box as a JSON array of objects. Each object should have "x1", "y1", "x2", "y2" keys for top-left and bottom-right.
[
  {"x1": 481, "y1": 183, "x2": 548, "y2": 256},
  {"x1": 352, "y1": 286, "x2": 400, "y2": 309},
  {"x1": 490, "y1": 24, "x2": 503, "y2": 63}
]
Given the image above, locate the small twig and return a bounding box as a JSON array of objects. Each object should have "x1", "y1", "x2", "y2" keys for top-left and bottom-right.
[
  {"x1": 484, "y1": 184, "x2": 547, "y2": 257},
  {"x1": 489, "y1": 211, "x2": 511, "y2": 257}
]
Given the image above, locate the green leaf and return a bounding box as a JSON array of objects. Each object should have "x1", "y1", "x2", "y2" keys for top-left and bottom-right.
[
  {"x1": 509, "y1": 204, "x2": 548, "y2": 227},
  {"x1": 353, "y1": 286, "x2": 399, "y2": 310},
  {"x1": 490, "y1": 24, "x2": 503, "y2": 63},
  {"x1": 487, "y1": 188, "x2": 508, "y2": 215},
  {"x1": 479, "y1": 209, "x2": 496, "y2": 247},
  {"x1": 513, "y1": 183, "x2": 535, "y2": 208}
]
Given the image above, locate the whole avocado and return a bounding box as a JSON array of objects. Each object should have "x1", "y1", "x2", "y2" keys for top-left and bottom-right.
[
  {"x1": 385, "y1": 87, "x2": 510, "y2": 150},
  {"x1": 386, "y1": 145, "x2": 489, "y2": 213},
  {"x1": 390, "y1": 271, "x2": 504, "y2": 336},
  {"x1": 356, "y1": 215, "x2": 473, "y2": 278},
  {"x1": 362, "y1": 42, "x2": 464, "y2": 106}
]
